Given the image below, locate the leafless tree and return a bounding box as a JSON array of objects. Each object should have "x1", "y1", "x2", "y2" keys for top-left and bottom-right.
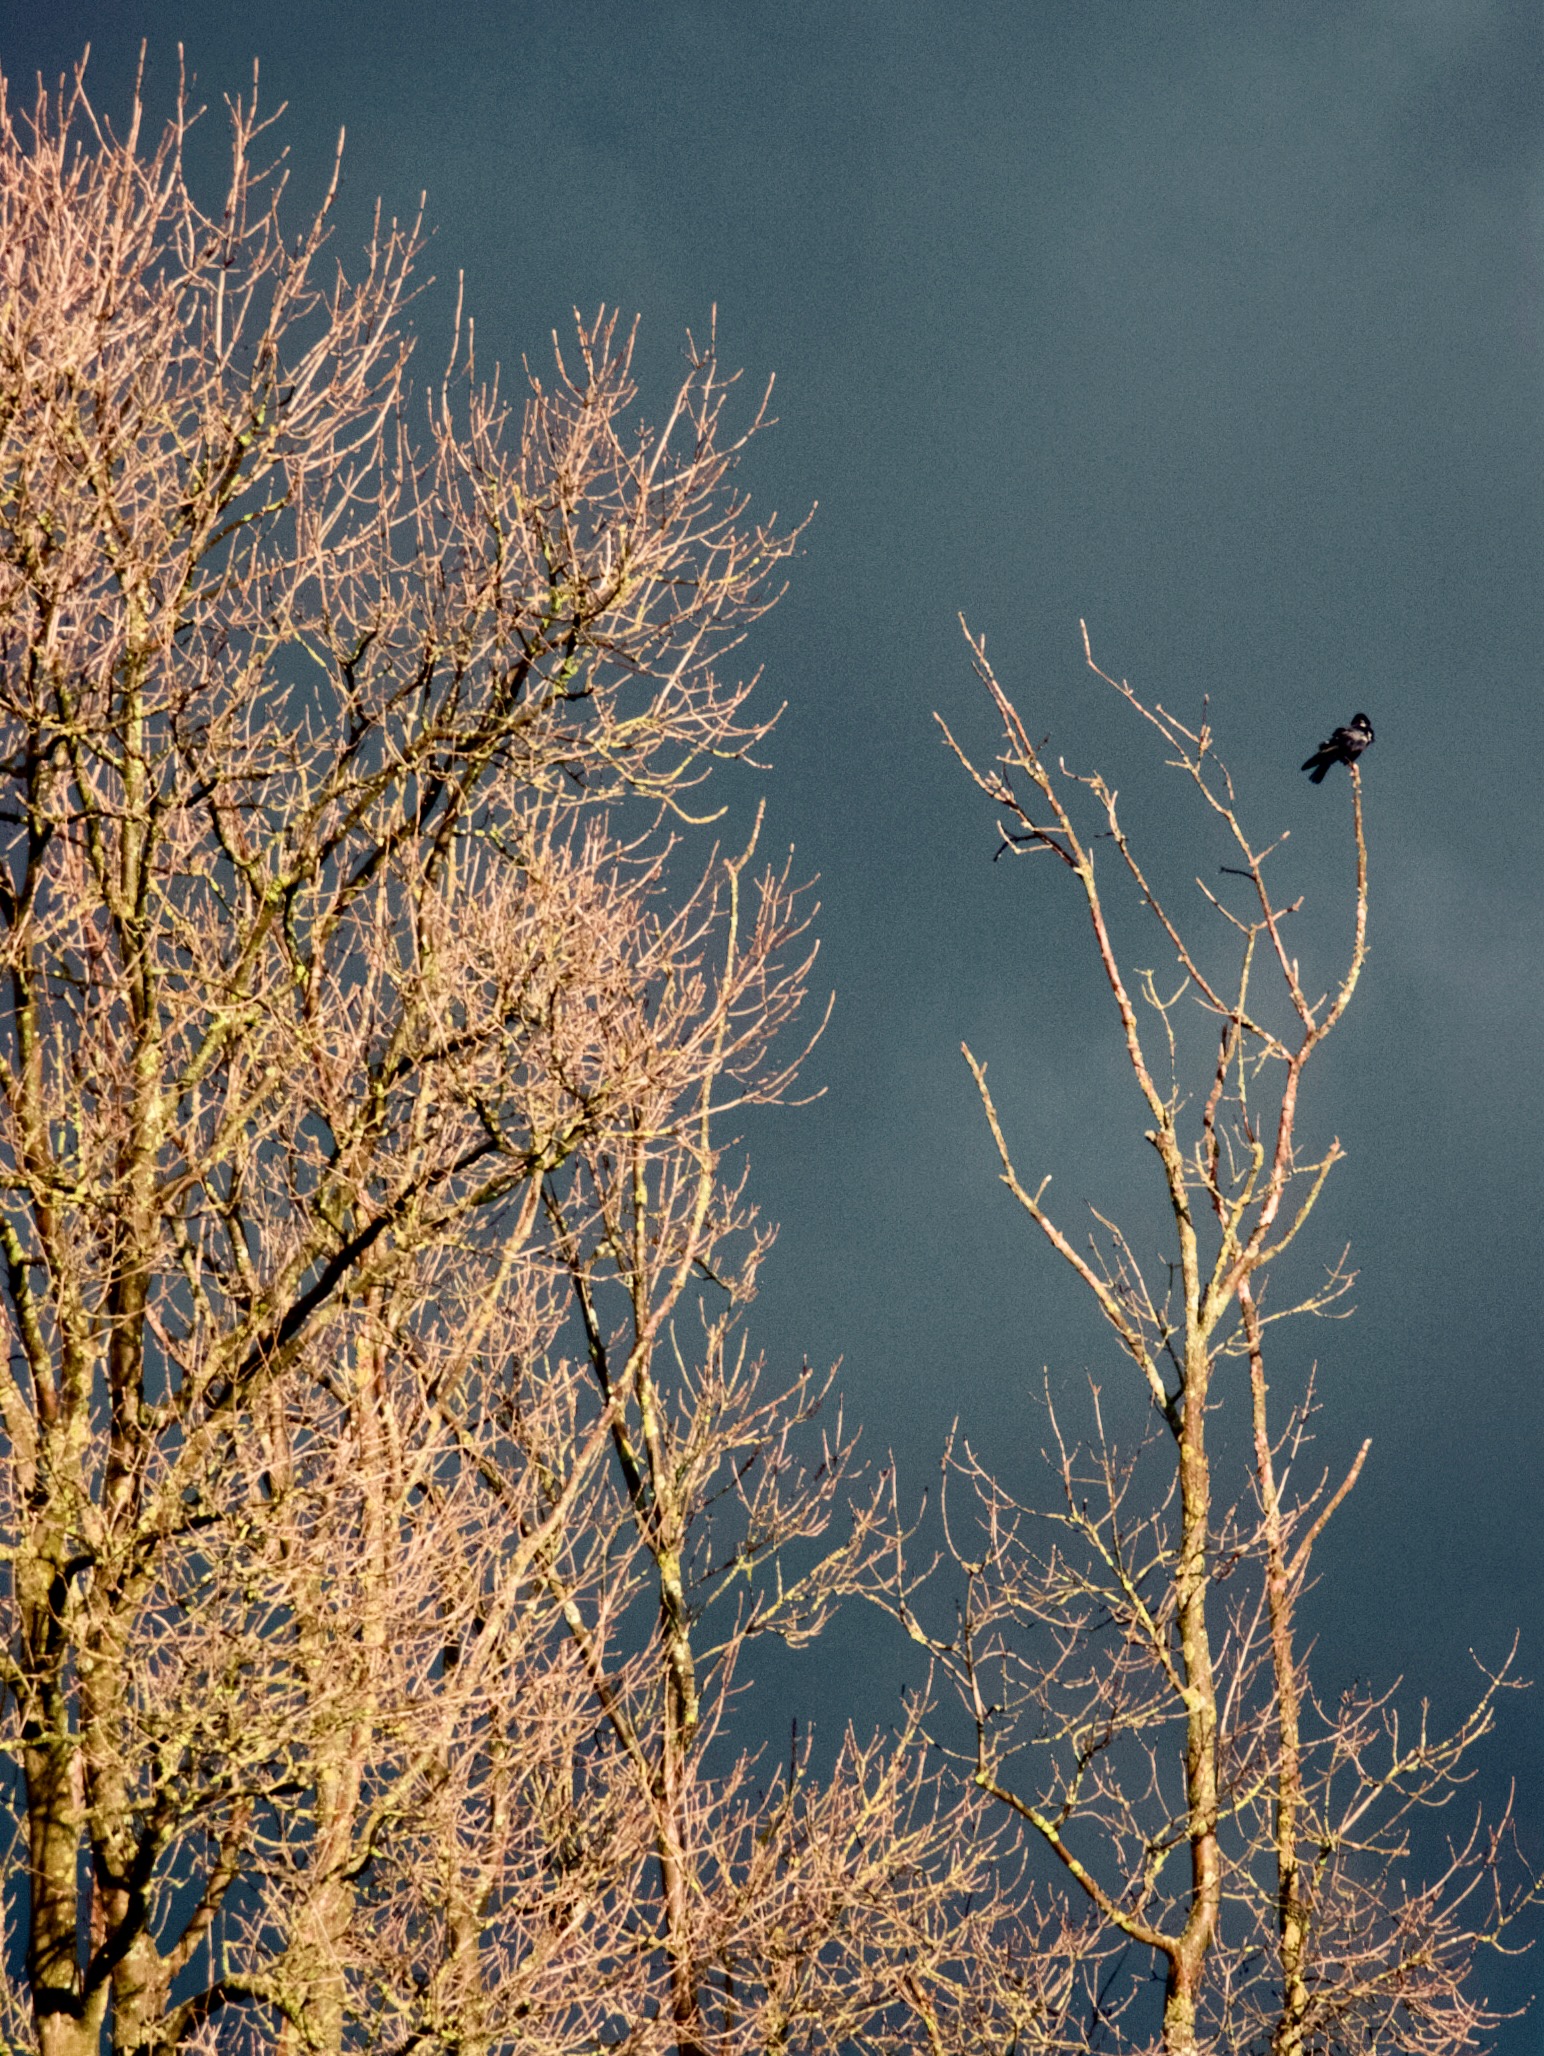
[
  {"x1": 862, "y1": 623, "x2": 1538, "y2": 2054},
  {"x1": 0, "y1": 52, "x2": 1054, "y2": 2056},
  {"x1": 16, "y1": 45, "x2": 1520, "y2": 2056}
]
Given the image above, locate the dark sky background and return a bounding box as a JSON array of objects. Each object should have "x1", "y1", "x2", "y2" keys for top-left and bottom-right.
[{"x1": 6, "y1": 0, "x2": 1542, "y2": 2037}]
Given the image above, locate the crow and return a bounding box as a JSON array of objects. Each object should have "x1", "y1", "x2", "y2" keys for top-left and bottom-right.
[{"x1": 1301, "y1": 712, "x2": 1374, "y2": 783}]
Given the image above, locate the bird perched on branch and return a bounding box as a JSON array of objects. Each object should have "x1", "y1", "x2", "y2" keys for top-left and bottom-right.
[{"x1": 1301, "y1": 712, "x2": 1374, "y2": 783}]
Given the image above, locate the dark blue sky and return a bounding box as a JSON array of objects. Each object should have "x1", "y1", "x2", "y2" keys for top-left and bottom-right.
[{"x1": 7, "y1": 0, "x2": 1542, "y2": 2032}]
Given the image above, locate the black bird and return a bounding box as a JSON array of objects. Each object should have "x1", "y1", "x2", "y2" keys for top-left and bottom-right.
[{"x1": 1301, "y1": 712, "x2": 1374, "y2": 783}]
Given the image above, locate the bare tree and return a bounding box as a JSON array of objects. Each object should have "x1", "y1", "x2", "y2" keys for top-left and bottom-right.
[
  {"x1": 0, "y1": 52, "x2": 1088, "y2": 2056},
  {"x1": 19, "y1": 45, "x2": 1521, "y2": 2056},
  {"x1": 863, "y1": 624, "x2": 1537, "y2": 2055}
]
